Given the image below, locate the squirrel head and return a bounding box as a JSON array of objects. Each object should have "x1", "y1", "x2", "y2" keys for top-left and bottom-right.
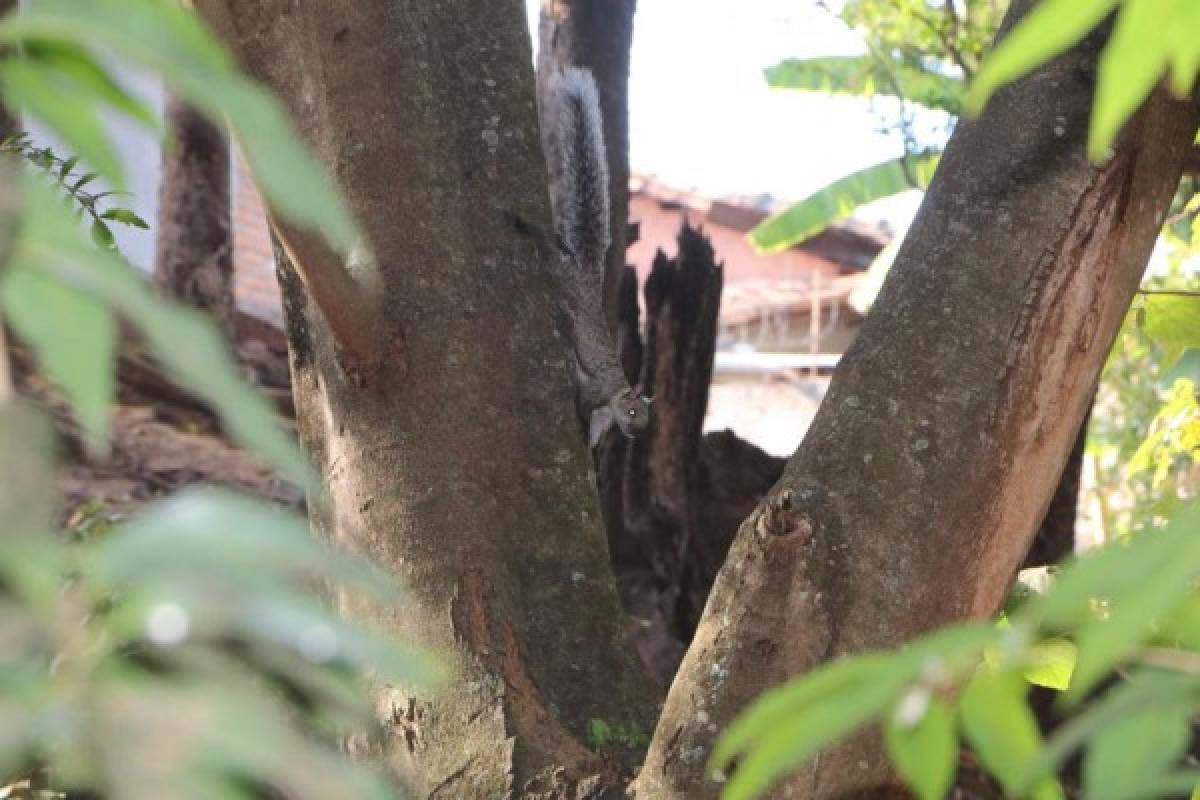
[
  {"x1": 609, "y1": 388, "x2": 653, "y2": 438},
  {"x1": 587, "y1": 388, "x2": 653, "y2": 447}
]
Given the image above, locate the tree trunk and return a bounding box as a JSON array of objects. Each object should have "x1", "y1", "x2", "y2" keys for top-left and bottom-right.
[
  {"x1": 634, "y1": 4, "x2": 1200, "y2": 797},
  {"x1": 596, "y1": 226, "x2": 725, "y2": 685},
  {"x1": 196, "y1": 3, "x2": 656, "y2": 796},
  {"x1": 153, "y1": 93, "x2": 235, "y2": 341},
  {"x1": 537, "y1": 0, "x2": 636, "y2": 335}
]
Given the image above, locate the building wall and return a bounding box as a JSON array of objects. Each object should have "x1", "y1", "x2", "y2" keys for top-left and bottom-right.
[
  {"x1": 627, "y1": 193, "x2": 862, "y2": 354},
  {"x1": 723, "y1": 306, "x2": 861, "y2": 354}
]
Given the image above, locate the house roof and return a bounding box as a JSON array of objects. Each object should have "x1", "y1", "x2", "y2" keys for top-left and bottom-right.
[{"x1": 630, "y1": 173, "x2": 891, "y2": 271}]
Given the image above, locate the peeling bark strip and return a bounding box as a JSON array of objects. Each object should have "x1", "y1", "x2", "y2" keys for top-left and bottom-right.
[
  {"x1": 1022, "y1": 405, "x2": 1090, "y2": 569},
  {"x1": 195, "y1": 1, "x2": 654, "y2": 796},
  {"x1": 634, "y1": 2, "x2": 1200, "y2": 796},
  {"x1": 537, "y1": 0, "x2": 636, "y2": 336},
  {"x1": 154, "y1": 95, "x2": 236, "y2": 341}
]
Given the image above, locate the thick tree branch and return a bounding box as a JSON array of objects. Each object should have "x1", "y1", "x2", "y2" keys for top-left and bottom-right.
[
  {"x1": 1186, "y1": 145, "x2": 1200, "y2": 174},
  {"x1": 155, "y1": 94, "x2": 237, "y2": 341},
  {"x1": 267, "y1": 218, "x2": 382, "y2": 370},
  {"x1": 634, "y1": 1, "x2": 1200, "y2": 795},
  {"x1": 194, "y1": 2, "x2": 655, "y2": 795},
  {"x1": 188, "y1": 2, "x2": 382, "y2": 370}
]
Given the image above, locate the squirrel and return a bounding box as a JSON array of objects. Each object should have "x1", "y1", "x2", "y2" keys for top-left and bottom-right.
[{"x1": 542, "y1": 67, "x2": 651, "y2": 447}]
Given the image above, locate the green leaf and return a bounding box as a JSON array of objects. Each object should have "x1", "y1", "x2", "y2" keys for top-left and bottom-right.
[
  {"x1": 13, "y1": 174, "x2": 311, "y2": 487},
  {"x1": 90, "y1": 217, "x2": 114, "y2": 247},
  {"x1": 1089, "y1": 0, "x2": 1174, "y2": 161},
  {"x1": 1019, "y1": 668, "x2": 1200, "y2": 793},
  {"x1": 71, "y1": 171, "x2": 98, "y2": 192},
  {"x1": 1019, "y1": 520, "x2": 1179, "y2": 633},
  {"x1": 1023, "y1": 638, "x2": 1076, "y2": 691},
  {"x1": 1068, "y1": 510, "x2": 1200, "y2": 698},
  {"x1": 959, "y1": 668, "x2": 1062, "y2": 800},
  {"x1": 92, "y1": 489, "x2": 444, "y2": 690},
  {"x1": 712, "y1": 654, "x2": 894, "y2": 773},
  {"x1": 93, "y1": 489, "x2": 394, "y2": 603},
  {"x1": 0, "y1": 57, "x2": 124, "y2": 184},
  {"x1": 766, "y1": 55, "x2": 964, "y2": 115},
  {"x1": 101, "y1": 207, "x2": 149, "y2": 229},
  {"x1": 1158, "y1": 597, "x2": 1200, "y2": 650},
  {"x1": 719, "y1": 661, "x2": 912, "y2": 800},
  {"x1": 714, "y1": 625, "x2": 993, "y2": 800},
  {"x1": 0, "y1": 264, "x2": 114, "y2": 453},
  {"x1": 1126, "y1": 378, "x2": 1198, "y2": 480},
  {"x1": 57, "y1": 154, "x2": 78, "y2": 178},
  {"x1": 20, "y1": 38, "x2": 160, "y2": 131},
  {"x1": 1166, "y1": 2, "x2": 1200, "y2": 96},
  {"x1": 588, "y1": 718, "x2": 613, "y2": 750},
  {"x1": 91, "y1": 673, "x2": 400, "y2": 800},
  {"x1": 1141, "y1": 294, "x2": 1200, "y2": 368},
  {"x1": 885, "y1": 696, "x2": 957, "y2": 800},
  {"x1": 748, "y1": 153, "x2": 940, "y2": 253},
  {"x1": 965, "y1": 0, "x2": 1120, "y2": 117},
  {"x1": 1083, "y1": 705, "x2": 1192, "y2": 800},
  {"x1": 0, "y1": 0, "x2": 362, "y2": 257}
]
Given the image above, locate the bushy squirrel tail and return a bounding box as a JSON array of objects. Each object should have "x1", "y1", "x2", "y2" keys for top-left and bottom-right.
[{"x1": 551, "y1": 67, "x2": 611, "y2": 276}]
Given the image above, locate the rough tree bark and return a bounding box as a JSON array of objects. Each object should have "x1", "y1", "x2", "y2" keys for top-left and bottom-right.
[
  {"x1": 154, "y1": 94, "x2": 235, "y2": 341},
  {"x1": 195, "y1": 3, "x2": 655, "y2": 796},
  {"x1": 197, "y1": 0, "x2": 1196, "y2": 797},
  {"x1": 603, "y1": 226, "x2": 726, "y2": 685},
  {"x1": 537, "y1": 0, "x2": 636, "y2": 334},
  {"x1": 625, "y1": 230, "x2": 724, "y2": 644},
  {"x1": 1022, "y1": 404, "x2": 1090, "y2": 568},
  {"x1": 633, "y1": 4, "x2": 1200, "y2": 797}
]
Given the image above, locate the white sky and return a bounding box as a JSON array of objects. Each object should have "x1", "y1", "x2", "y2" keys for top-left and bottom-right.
[{"x1": 526, "y1": 0, "x2": 936, "y2": 229}]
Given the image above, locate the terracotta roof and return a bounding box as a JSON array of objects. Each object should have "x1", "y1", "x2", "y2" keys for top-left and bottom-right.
[{"x1": 629, "y1": 172, "x2": 891, "y2": 270}]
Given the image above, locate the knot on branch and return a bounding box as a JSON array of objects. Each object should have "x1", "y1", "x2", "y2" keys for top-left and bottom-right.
[{"x1": 754, "y1": 489, "x2": 812, "y2": 539}]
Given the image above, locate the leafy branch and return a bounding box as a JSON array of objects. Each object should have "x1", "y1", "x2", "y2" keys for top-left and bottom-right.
[{"x1": 0, "y1": 132, "x2": 147, "y2": 248}]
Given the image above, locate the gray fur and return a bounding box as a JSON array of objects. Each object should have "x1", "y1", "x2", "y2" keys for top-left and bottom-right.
[
  {"x1": 542, "y1": 67, "x2": 650, "y2": 443},
  {"x1": 552, "y1": 67, "x2": 612, "y2": 276}
]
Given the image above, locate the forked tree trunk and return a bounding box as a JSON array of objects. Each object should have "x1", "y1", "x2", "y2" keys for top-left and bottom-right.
[
  {"x1": 153, "y1": 94, "x2": 235, "y2": 341},
  {"x1": 633, "y1": 3, "x2": 1200, "y2": 795},
  {"x1": 195, "y1": 2, "x2": 655, "y2": 796},
  {"x1": 198, "y1": 0, "x2": 1196, "y2": 796},
  {"x1": 537, "y1": 0, "x2": 636, "y2": 335}
]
